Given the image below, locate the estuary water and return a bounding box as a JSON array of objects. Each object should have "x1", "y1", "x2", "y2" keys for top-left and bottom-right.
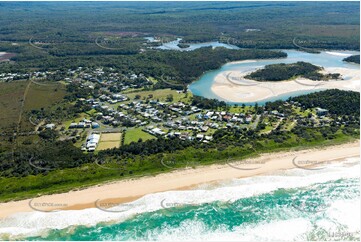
[
  {"x1": 189, "y1": 50, "x2": 360, "y2": 105},
  {"x1": 156, "y1": 38, "x2": 239, "y2": 51}
]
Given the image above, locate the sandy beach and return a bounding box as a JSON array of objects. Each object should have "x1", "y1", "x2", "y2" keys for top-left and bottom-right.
[
  {"x1": 211, "y1": 67, "x2": 360, "y2": 102},
  {"x1": 0, "y1": 141, "x2": 359, "y2": 219}
]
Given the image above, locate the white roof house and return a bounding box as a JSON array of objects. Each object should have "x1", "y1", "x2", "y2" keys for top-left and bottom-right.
[
  {"x1": 196, "y1": 134, "x2": 204, "y2": 140},
  {"x1": 152, "y1": 128, "x2": 166, "y2": 135},
  {"x1": 86, "y1": 133, "x2": 101, "y2": 150},
  {"x1": 45, "y1": 124, "x2": 55, "y2": 129}
]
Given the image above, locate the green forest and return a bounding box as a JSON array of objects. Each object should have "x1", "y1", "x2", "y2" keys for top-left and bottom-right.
[
  {"x1": 0, "y1": 2, "x2": 359, "y2": 49},
  {"x1": 0, "y1": 2, "x2": 359, "y2": 76},
  {"x1": 245, "y1": 61, "x2": 341, "y2": 81},
  {"x1": 343, "y1": 55, "x2": 360, "y2": 64}
]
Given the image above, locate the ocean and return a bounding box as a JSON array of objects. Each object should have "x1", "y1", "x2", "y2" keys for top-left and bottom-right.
[{"x1": 0, "y1": 157, "x2": 359, "y2": 241}]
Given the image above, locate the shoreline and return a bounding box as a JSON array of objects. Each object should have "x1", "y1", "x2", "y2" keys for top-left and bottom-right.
[
  {"x1": 211, "y1": 67, "x2": 360, "y2": 102},
  {"x1": 0, "y1": 141, "x2": 359, "y2": 219}
]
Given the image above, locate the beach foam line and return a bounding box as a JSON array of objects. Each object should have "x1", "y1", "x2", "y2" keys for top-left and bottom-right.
[{"x1": 0, "y1": 158, "x2": 358, "y2": 239}]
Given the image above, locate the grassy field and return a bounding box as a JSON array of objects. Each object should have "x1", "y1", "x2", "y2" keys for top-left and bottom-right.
[
  {"x1": 97, "y1": 132, "x2": 122, "y2": 150},
  {"x1": 0, "y1": 81, "x2": 26, "y2": 130},
  {"x1": 0, "y1": 80, "x2": 66, "y2": 133},
  {"x1": 229, "y1": 105, "x2": 255, "y2": 114},
  {"x1": 23, "y1": 81, "x2": 66, "y2": 111},
  {"x1": 124, "y1": 127, "x2": 155, "y2": 144}
]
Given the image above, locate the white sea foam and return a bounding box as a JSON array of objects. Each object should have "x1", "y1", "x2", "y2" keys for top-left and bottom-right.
[
  {"x1": 326, "y1": 198, "x2": 360, "y2": 232},
  {"x1": 130, "y1": 208, "x2": 359, "y2": 241},
  {"x1": 120, "y1": 218, "x2": 311, "y2": 241},
  {"x1": 0, "y1": 158, "x2": 359, "y2": 239}
]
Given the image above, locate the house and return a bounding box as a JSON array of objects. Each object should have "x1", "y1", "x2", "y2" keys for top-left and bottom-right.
[
  {"x1": 45, "y1": 123, "x2": 55, "y2": 130},
  {"x1": 91, "y1": 122, "x2": 100, "y2": 129},
  {"x1": 206, "y1": 111, "x2": 214, "y2": 117},
  {"x1": 205, "y1": 135, "x2": 213, "y2": 141},
  {"x1": 210, "y1": 123, "x2": 219, "y2": 129},
  {"x1": 271, "y1": 110, "x2": 285, "y2": 117},
  {"x1": 316, "y1": 107, "x2": 328, "y2": 116},
  {"x1": 196, "y1": 134, "x2": 204, "y2": 141},
  {"x1": 222, "y1": 115, "x2": 232, "y2": 122},
  {"x1": 200, "y1": 126, "x2": 209, "y2": 132},
  {"x1": 167, "y1": 132, "x2": 175, "y2": 138},
  {"x1": 231, "y1": 116, "x2": 238, "y2": 122},
  {"x1": 151, "y1": 127, "x2": 166, "y2": 135},
  {"x1": 225, "y1": 122, "x2": 232, "y2": 127},
  {"x1": 83, "y1": 119, "x2": 92, "y2": 124},
  {"x1": 86, "y1": 133, "x2": 101, "y2": 151},
  {"x1": 69, "y1": 123, "x2": 78, "y2": 129},
  {"x1": 180, "y1": 133, "x2": 189, "y2": 140}
]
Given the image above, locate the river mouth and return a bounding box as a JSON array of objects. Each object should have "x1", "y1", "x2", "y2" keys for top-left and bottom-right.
[{"x1": 189, "y1": 49, "x2": 360, "y2": 105}]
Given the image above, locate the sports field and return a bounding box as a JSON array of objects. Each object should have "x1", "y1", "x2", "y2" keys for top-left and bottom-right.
[{"x1": 97, "y1": 132, "x2": 122, "y2": 150}]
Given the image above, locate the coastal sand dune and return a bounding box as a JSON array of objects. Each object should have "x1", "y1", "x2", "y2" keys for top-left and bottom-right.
[
  {"x1": 211, "y1": 67, "x2": 360, "y2": 103},
  {"x1": 0, "y1": 141, "x2": 359, "y2": 219}
]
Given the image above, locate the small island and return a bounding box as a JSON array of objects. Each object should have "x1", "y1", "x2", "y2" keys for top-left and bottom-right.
[
  {"x1": 245, "y1": 61, "x2": 341, "y2": 81},
  {"x1": 177, "y1": 43, "x2": 191, "y2": 49},
  {"x1": 343, "y1": 55, "x2": 360, "y2": 64}
]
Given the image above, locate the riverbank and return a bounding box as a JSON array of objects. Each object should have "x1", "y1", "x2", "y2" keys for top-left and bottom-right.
[
  {"x1": 211, "y1": 67, "x2": 360, "y2": 102},
  {"x1": 0, "y1": 141, "x2": 359, "y2": 219}
]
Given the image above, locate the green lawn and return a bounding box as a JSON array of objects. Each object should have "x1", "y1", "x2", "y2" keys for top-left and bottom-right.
[
  {"x1": 293, "y1": 107, "x2": 312, "y2": 117},
  {"x1": 283, "y1": 120, "x2": 297, "y2": 131},
  {"x1": 124, "y1": 127, "x2": 156, "y2": 144},
  {"x1": 229, "y1": 106, "x2": 255, "y2": 114}
]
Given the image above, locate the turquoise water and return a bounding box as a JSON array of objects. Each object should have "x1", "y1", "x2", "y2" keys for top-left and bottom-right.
[
  {"x1": 28, "y1": 177, "x2": 360, "y2": 241},
  {"x1": 189, "y1": 50, "x2": 360, "y2": 105},
  {"x1": 0, "y1": 160, "x2": 358, "y2": 241}
]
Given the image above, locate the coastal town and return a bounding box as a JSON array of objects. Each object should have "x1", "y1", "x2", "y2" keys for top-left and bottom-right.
[
  {"x1": 0, "y1": 2, "x2": 359, "y2": 240},
  {"x1": 7, "y1": 66, "x2": 345, "y2": 153}
]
